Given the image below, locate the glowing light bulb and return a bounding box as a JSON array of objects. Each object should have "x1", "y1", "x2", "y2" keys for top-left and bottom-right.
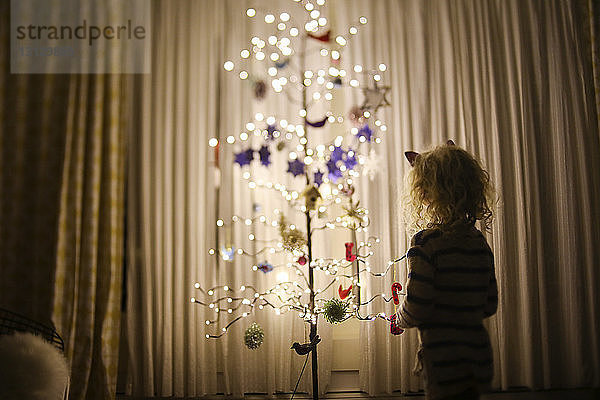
[
  {"x1": 276, "y1": 271, "x2": 289, "y2": 283},
  {"x1": 246, "y1": 8, "x2": 256, "y2": 17},
  {"x1": 223, "y1": 61, "x2": 234, "y2": 71}
]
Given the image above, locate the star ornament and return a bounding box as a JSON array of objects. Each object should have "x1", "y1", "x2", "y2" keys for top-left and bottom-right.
[
  {"x1": 326, "y1": 159, "x2": 342, "y2": 182},
  {"x1": 344, "y1": 153, "x2": 358, "y2": 170},
  {"x1": 234, "y1": 148, "x2": 254, "y2": 167},
  {"x1": 313, "y1": 170, "x2": 324, "y2": 187},
  {"x1": 356, "y1": 124, "x2": 373, "y2": 142},
  {"x1": 258, "y1": 145, "x2": 271, "y2": 166},
  {"x1": 361, "y1": 82, "x2": 391, "y2": 113},
  {"x1": 342, "y1": 201, "x2": 366, "y2": 227},
  {"x1": 265, "y1": 124, "x2": 277, "y2": 140},
  {"x1": 362, "y1": 149, "x2": 381, "y2": 180},
  {"x1": 330, "y1": 146, "x2": 344, "y2": 162},
  {"x1": 287, "y1": 159, "x2": 306, "y2": 177}
]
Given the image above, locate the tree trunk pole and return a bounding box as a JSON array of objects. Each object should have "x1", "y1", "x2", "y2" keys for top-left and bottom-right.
[{"x1": 301, "y1": 31, "x2": 319, "y2": 400}]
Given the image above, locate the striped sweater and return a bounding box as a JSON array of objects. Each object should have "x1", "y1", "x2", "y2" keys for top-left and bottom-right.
[{"x1": 397, "y1": 225, "x2": 498, "y2": 400}]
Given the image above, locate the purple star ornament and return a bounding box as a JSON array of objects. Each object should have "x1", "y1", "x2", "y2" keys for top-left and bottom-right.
[
  {"x1": 287, "y1": 159, "x2": 306, "y2": 177},
  {"x1": 327, "y1": 159, "x2": 342, "y2": 182},
  {"x1": 258, "y1": 145, "x2": 271, "y2": 166},
  {"x1": 344, "y1": 153, "x2": 357, "y2": 170},
  {"x1": 265, "y1": 124, "x2": 277, "y2": 140},
  {"x1": 314, "y1": 170, "x2": 324, "y2": 187},
  {"x1": 330, "y1": 146, "x2": 344, "y2": 162},
  {"x1": 234, "y1": 148, "x2": 254, "y2": 166},
  {"x1": 357, "y1": 124, "x2": 373, "y2": 142}
]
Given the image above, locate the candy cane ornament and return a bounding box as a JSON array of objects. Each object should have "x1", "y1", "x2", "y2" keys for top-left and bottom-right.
[
  {"x1": 389, "y1": 314, "x2": 404, "y2": 335},
  {"x1": 391, "y1": 282, "x2": 402, "y2": 305}
]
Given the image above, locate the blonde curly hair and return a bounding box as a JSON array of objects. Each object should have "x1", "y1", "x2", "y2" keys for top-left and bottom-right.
[{"x1": 403, "y1": 143, "x2": 495, "y2": 232}]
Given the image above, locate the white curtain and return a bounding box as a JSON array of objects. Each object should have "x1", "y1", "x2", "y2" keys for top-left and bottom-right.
[
  {"x1": 125, "y1": 0, "x2": 600, "y2": 397},
  {"x1": 339, "y1": 0, "x2": 600, "y2": 395},
  {"x1": 125, "y1": 0, "x2": 334, "y2": 396}
]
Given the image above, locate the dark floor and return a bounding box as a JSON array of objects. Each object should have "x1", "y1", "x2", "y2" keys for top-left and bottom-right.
[{"x1": 117, "y1": 388, "x2": 599, "y2": 399}]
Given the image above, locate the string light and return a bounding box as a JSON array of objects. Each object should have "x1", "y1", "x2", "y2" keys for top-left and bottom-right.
[{"x1": 195, "y1": 2, "x2": 399, "y2": 340}]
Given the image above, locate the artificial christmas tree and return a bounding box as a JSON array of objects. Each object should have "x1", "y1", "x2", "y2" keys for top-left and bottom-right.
[{"x1": 191, "y1": 1, "x2": 405, "y2": 398}]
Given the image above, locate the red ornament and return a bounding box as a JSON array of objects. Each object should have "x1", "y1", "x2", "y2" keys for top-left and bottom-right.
[
  {"x1": 298, "y1": 255, "x2": 307, "y2": 265},
  {"x1": 307, "y1": 30, "x2": 331, "y2": 43},
  {"x1": 345, "y1": 242, "x2": 356, "y2": 262},
  {"x1": 391, "y1": 282, "x2": 402, "y2": 305},
  {"x1": 389, "y1": 314, "x2": 404, "y2": 335},
  {"x1": 338, "y1": 284, "x2": 353, "y2": 300}
]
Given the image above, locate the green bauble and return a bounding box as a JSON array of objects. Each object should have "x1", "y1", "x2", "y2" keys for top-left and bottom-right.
[
  {"x1": 323, "y1": 298, "x2": 349, "y2": 324},
  {"x1": 244, "y1": 322, "x2": 264, "y2": 349}
]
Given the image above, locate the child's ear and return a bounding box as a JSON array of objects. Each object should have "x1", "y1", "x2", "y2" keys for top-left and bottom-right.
[
  {"x1": 404, "y1": 151, "x2": 419, "y2": 166},
  {"x1": 447, "y1": 140, "x2": 455, "y2": 146}
]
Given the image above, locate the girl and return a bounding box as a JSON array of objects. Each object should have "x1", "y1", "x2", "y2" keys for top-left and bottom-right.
[{"x1": 397, "y1": 141, "x2": 498, "y2": 400}]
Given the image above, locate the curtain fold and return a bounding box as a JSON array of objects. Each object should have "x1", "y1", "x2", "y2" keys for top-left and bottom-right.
[
  {"x1": 126, "y1": 1, "x2": 222, "y2": 396},
  {"x1": 0, "y1": 0, "x2": 130, "y2": 398},
  {"x1": 51, "y1": 71, "x2": 128, "y2": 399}
]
